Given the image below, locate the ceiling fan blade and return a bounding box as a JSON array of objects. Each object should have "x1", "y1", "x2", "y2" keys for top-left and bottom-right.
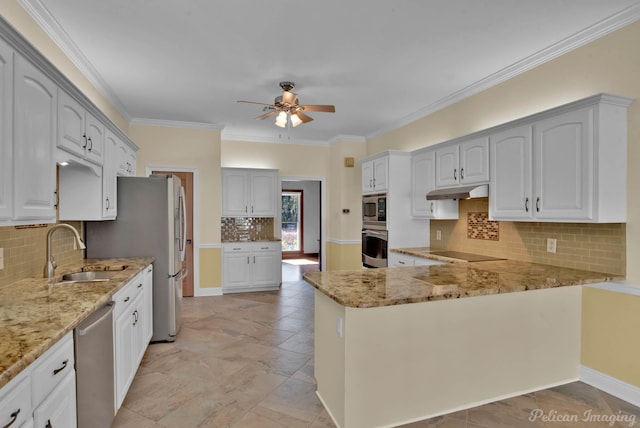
[
  {"x1": 237, "y1": 100, "x2": 274, "y2": 107},
  {"x1": 255, "y1": 110, "x2": 277, "y2": 120},
  {"x1": 294, "y1": 111, "x2": 314, "y2": 123},
  {"x1": 282, "y1": 90, "x2": 298, "y2": 105},
  {"x1": 300, "y1": 104, "x2": 335, "y2": 113}
]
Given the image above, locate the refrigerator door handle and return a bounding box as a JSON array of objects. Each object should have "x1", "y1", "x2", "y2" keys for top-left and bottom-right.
[
  {"x1": 169, "y1": 267, "x2": 188, "y2": 282},
  {"x1": 178, "y1": 186, "x2": 187, "y2": 262}
]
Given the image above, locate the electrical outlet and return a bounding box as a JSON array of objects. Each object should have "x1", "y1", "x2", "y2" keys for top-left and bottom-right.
[
  {"x1": 436, "y1": 230, "x2": 442, "y2": 241},
  {"x1": 547, "y1": 238, "x2": 557, "y2": 253},
  {"x1": 0, "y1": 248, "x2": 4, "y2": 270},
  {"x1": 336, "y1": 316, "x2": 343, "y2": 337}
]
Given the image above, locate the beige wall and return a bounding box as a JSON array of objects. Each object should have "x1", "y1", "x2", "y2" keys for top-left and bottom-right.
[
  {"x1": 222, "y1": 139, "x2": 365, "y2": 269},
  {"x1": 131, "y1": 124, "x2": 222, "y2": 289}
]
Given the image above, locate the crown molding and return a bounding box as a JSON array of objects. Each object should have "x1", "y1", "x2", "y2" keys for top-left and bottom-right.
[
  {"x1": 130, "y1": 118, "x2": 223, "y2": 131},
  {"x1": 18, "y1": 0, "x2": 133, "y2": 122},
  {"x1": 367, "y1": 2, "x2": 640, "y2": 141},
  {"x1": 328, "y1": 135, "x2": 367, "y2": 145},
  {"x1": 221, "y1": 130, "x2": 332, "y2": 146}
]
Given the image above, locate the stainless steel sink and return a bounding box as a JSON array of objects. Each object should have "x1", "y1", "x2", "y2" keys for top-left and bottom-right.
[{"x1": 56, "y1": 271, "x2": 117, "y2": 284}]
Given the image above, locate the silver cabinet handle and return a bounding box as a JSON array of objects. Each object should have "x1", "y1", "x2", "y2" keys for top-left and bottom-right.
[
  {"x1": 124, "y1": 296, "x2": 130, "y2": 302},
  {"x1": 87, "y1": 137, "x2": 93, "y2": 151},
  {"x1": 105, "y1": 197, "x2": 110, "y2": 210},
  {"x1": 398, "y1": 261, "x2": 405, "y2": 265},
  {"x1": 82, "y1": 133, "x2": 88, "y2": 149},
  {"x1": 536, "y1": 197, "x2": 540, "y2": 212},
  {"x1": 247, "y1": 256, "x2": 250, "y2": 264},
  {"x1": 525, "y1": 197, "x2": 529, "y2": 212},
  {"x1": 461, "y1": 168, "x2": 464, "y2": 180},
  {"x1": 3, "y1": 408, "x2": 20, "y2": 428},
  {"x1": 453, "y1": 169, "x2": 457, "y2": 180}
]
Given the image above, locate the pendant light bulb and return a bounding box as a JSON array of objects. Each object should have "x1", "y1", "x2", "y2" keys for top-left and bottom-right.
[
  {"x1": 275, "y1": 111, "x2": 288, "y2": 128},
  {"x1": 290, "y1": 112, "x2": 302, "y2": 127}
]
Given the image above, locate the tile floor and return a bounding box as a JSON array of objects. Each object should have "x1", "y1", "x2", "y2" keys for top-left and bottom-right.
[{"x1": 113, "y1": 262, "x2": 640, "y2": 428}]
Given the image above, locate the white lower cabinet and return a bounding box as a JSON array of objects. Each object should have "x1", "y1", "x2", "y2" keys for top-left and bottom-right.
[
  {"x1": 0, "y1": 332, "x2": 76, "y2": 428},
  {"x1": 113, "y1": 265, "x2": 153, "y2": 409},
  {"x1": 222, "y1": 242, "x2": 281, "y2": 293}
]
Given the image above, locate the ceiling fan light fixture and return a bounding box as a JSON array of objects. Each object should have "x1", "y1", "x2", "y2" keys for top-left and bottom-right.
[
  {"x1": 275, "y1": 111, "x2": 287, "y2": 128},
  {"x1": 290, "y1": 112, "x2": 303, "y2": 127}
]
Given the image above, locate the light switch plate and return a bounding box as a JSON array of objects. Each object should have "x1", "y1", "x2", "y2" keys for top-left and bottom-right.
[
  {"x1": 0, "y1": 248, "x2": 4, "y2": 270},
  {"x1": 547, "y1": 238, "x2": 557, "y2": 253}
]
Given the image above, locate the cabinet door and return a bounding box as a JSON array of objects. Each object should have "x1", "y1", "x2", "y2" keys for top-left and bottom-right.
[
  {"x1": 84, "y1": 112, "x2": 104, "y2": 165},
  {"x1": 459, "y1": 137, "x2": 489, "y2": 184},
  {"x1": 222, "y1": 170, "x2": 249, "y2": 216},
  {"x1": 411, "y1": 151, "x2": 435, "y2": 217},
  {"x1": 490, "y1": 125, "x2": 533, "y2": 220},
  {"x1": 362, "y1": 160, "x2": 374, "y2": 192},
  {"x1": 435, "y1": 145, "x2": 459, "y2": 188},
  {"x1": 142, "y1": 265, "x2": 154, "y2": 343},
  {"x1": 0, "y1": 39, "x2": 12, "y2": 220},
  {"x1": 114, "y1": 309, "x2": 134, "y2": 409},
  {"x1": 373, "y1": 157, "x2": 388, "y2": 191},
  {"x1": 222, "y1": 252, "x2": 252, "y2": 289},
  {"x1": 132, "y1": 290, "x2": 146, "y2": 368},
  {"x1": 13, "y1": 55, "x2": 57, "y2": 221},
  {"x1": 33, "y1": 372, "x2": 77, "y2": 428},
  {"x1": 534, "y1": 108, "x2": 592, "y2": 220},
  {"x1": 57, "y1": 91, "x2": 86, "y2": 158},
  {"x1": 252, "y1": 251, "x2": 279, "y2": 286},
  {"x1": 250, "y1": 171, "x2": 277, "y2": 216},
  {"x1": 102, "y1": 130, "x2": 118, "y2": 218}
]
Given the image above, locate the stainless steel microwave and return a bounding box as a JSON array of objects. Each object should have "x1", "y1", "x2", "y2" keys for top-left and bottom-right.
[{"x1": 362, "y1": 193, "x2": 386, "y2": 228}]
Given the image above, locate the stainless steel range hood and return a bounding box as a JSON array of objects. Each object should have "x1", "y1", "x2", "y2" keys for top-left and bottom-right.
[{"x1": 426, "y1": 184, "x2": 489, "y2": 200}]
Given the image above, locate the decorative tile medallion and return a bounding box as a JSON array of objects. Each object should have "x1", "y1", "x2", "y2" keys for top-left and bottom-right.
[{"x1": 467, "y1": 212, "x2": 499, "y2": 241}]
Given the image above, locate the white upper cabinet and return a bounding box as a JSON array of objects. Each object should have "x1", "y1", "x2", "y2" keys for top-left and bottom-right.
[
  {"x1": 13, "y1": 54, "x2": 57, "y2": 222},
  {"x1": 57, "y1": 90, "x2": 104, "y2": 166},
  {"x1": 116, "y1": 138, "x2": 136, "y2": 176},
  {"x1": 411, "y1": 149, "x2": 457, "y2": 219},
  {"x1": 362, "y1": 156, "x2": 388, "y2": 193},
  {"x1": 222, "y1": 168, "x2": 278, "y2": 217},
  {"x1": 0, "y1": 38, "x2": 12, "y2": 221},
  {"x1": 435, "y1": 137, "x2": 489, "y2": 188},
  {"x1": 490, "y1": 95, "x2": 631, "y2": 222},
  {"x1": 102, "y1": 130, "x2": 118, "y2": 218}
]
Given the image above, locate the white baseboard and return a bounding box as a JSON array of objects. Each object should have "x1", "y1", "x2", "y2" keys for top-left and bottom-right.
[
  {"x1": 580, "y1": 365, "x2": 640, "y2": 407},
  {"x1": 195, "y1": 287, "x2": 223, "y2": 296}
]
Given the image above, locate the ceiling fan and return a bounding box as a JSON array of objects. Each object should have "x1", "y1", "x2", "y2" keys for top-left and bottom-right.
[{"x1": 237, "y1": 81, "x2": 335, "y2": 128}]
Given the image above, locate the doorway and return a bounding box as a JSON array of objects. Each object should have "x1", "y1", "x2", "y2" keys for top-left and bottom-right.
[
  {"x1": 151, "y1": 169, "x2": 195, "y2": 297},
  {"x1": 281, "y1": 179, "x2": 323, "y2": 268}
]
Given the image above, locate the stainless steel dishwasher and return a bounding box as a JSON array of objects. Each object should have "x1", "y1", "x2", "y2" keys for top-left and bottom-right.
[{"x1": 74, "y1": 301, "x2": 115, "y2": 428}]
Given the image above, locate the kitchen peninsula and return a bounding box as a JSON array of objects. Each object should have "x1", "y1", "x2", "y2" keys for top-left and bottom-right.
[{"x1": 303, "y1": 261, "x2": 621, "y2": 428}]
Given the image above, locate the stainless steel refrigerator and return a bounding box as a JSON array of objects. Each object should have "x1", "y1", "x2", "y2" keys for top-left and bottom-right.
[{"x1": 86, "y1": 174, "x2": 187, "y2": 342}]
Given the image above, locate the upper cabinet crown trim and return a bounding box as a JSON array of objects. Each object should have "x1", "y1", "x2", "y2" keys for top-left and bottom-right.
[{"x1": 0, "y1": 15, "x2": 137, "y2": 151}]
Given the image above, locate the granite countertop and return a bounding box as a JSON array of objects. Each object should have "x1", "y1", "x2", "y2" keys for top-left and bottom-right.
[
  {"x1": 0, "y1": 257, "x2": 154, "y2": 389},
  {"x1": 303, "y1": 260, "x2": 622, "y2": 308},
  {"x1": 391, "y1": 247, "x2": 504, "y2": 262},
  {"x1": 222, "y1": 238, "x2": 282, "y2": 243}
]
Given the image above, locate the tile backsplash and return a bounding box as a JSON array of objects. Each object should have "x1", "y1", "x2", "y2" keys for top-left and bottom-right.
[
  {"x1": 0, "y1": 222, "x2": 85, "y2": 287},
  {"x1": 221, "y1": 217, "x2": 275, "y2": 242},
  {"x1": 431, "y1": 198, "x2": 625, "y2": 275}
]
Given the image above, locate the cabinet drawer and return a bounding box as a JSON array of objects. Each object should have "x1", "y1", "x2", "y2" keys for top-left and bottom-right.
[
  {"x1": 113, "y1": 272, "x2": 143, "y2": 318},
  {"x1": 252, "y1": 242, "x2": 280, "y2": 252},
  {"x1": 223, "y1": 243, "x2": 251, "y2": 253},
  {"x1": 33, "y1": 371, "x2": 76, "y2": 428},
  {"x1": 0, "y1": 374, "x2": 31, "y2": 428},
  {"x1": 31, "y1": 333, "x2": 74, "y2": 406}
]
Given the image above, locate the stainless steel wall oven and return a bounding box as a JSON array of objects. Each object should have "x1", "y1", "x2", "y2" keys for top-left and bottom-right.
[{"x1": 362, "y1": 228, "x2": 388, "y2": 268}]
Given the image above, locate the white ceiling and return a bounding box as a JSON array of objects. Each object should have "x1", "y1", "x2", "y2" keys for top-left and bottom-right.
[{"x1": 19, "y1": 0, "x2": 640, "y2": 145}]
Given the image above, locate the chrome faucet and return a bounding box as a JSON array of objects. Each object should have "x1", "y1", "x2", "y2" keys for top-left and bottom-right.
[{"x1": 44, "y1": 224, "x2": 86, "y2": 281}]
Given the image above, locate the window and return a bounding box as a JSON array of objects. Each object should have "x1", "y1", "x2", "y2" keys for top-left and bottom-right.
[{"x1": 282, "y1": 191, "x2": 302, "y2": 252}]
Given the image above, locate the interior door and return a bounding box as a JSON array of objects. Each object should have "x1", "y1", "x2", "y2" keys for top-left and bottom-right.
[{"x1": 153, "y1": 170, "x2": 194, "y2": 297}]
